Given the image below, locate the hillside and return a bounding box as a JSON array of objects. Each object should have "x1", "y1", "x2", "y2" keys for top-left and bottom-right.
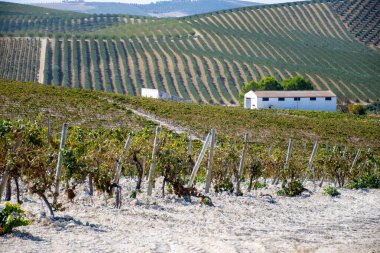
[
  {"x1": 1, "y1": 79, "x2": 379, "y2": 151},
  {"x1": 331, "y1": 0, "x2": 379, "y2": 48},
  {"x1": 0, "y1": 0, "x2": 379, "y2": 104},
  {"x1": 33, "y1": 0, "x2": 260, "y2": 17}
]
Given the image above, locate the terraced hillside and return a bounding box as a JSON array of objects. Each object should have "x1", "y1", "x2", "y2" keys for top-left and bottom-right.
[
  {"x1": 0, "y1": 1, "x2": 379, "y2": 104},
  {"x1": 331, "y1": 0, "x2": 380, "y2": 48}
]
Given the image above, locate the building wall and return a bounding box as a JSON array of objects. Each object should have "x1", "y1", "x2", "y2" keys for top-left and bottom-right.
[
  {"x1": 253, "y1": 97, "x2": 336, "y2": 111},
  {"x1": 141, "y1": 88, "x2": 160, "y2": 98},
  {"x1": 141, "y1": 88, "x2": 192, "y2": 103}
]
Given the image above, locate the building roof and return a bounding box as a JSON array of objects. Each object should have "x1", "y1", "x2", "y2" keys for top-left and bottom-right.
[{"x1": 247, "y1": 90, "x2": 336, "y2": 98}]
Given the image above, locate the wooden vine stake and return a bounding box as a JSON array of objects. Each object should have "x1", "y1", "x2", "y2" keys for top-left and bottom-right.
[
  {"x1": 47, "y1": 117, "x2": 51, "y2": 147},
  {"x1": 284, "y1": 139, "x2": 293, "y2": 170},
  {"x1": 350, "y1": 148, "x2": 362, "y2": 173},
  {"x1": 373, "y1": 150, "x2": 379, "y2": 173},
  {"x1": 302, "y1": 141, "x2": 318, "y2": 185},
  {"x1": 188, "y1": 130, "x2": 193, "y2": 156},
  {"x1": 113, "y1": 134, "x2": 133, "y2": 185},
  {"x1": 187, "y1": 132, "x2": 212, "y2": 187},
  {"x1": 147, "y1": 126, "x2": 161, "y2": 196},
  {"x1": 205, "y1": 129, "x2": 216, "y2": 194},
  {"x1": 235, "y1": 133, "x2": 249, "y2": 195},
  {"x1": 0, "y1": 166, "x2": 10, "y2": 203},
  {"x1": 53, "y1": 123, "x2": 68, "y2": 205}
]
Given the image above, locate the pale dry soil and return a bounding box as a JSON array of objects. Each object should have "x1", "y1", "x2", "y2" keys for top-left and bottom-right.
[{"x1": 1, "y1": 180, "x2": 379, "y2": 253}]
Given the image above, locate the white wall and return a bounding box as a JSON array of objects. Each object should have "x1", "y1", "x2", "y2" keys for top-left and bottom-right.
[
  {"x1": 141, "y1": 88, "x2": 160, "y2": 98},
  {"x1": 253, "y1": 97, "x2": 336, "y2": 111}
]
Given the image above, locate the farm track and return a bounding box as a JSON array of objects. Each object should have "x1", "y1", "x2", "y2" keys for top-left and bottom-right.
[
  {"x1": 101, "y1": 95, "x2": 201, "y2": 140},
  {"x1": 79, "y1": 39, "x2": 86, "y2": 88}
]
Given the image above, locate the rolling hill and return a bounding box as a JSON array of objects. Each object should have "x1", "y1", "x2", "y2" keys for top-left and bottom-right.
[
  {"x1": 33, "y1": 0, "x2": 260, "y2": 17},
  {"x1": 1, "y1": 78, "x2": 379, "y2": 150},
  {"x1": 0, "y1": 0, "x2": 379, "y2": 104}
]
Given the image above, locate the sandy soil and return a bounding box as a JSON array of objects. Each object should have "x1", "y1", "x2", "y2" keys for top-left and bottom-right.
[
  {"x1": 1, "y1": 179, "x2": 379, "y2": 253},
  {"x1": 38, "y1": 38, "x2": 47, "y2": 84}
]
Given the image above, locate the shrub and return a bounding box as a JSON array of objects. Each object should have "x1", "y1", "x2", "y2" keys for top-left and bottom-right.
[
  {"x1": 252, "y1": 181, "x2": 266, "y2": 189},
  {"x1": 0, "y1": 203, "x2": 32, "y2": 235},
  {"x1": 214, "y1": 180, "x2": 234, "y2": 193},
  {"x1": 323, "y1": 186, "x2": 340, "y2": 197},
  {"x1": 277, "y1": 180, "x2": 305, "y2": 196},
  {"x1": 348, "y1": 175, "x2": 380, "y2": 189},
  {"x1": 348, "y1": 104, "x2": 366, "y2": 115}
]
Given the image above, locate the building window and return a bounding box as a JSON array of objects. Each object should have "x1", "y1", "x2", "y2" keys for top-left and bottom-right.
[
  {"x1": 325, "y1": 97, "x2": 332, "y2": 101},
  {"x1": 310, "y1": 97, "x2": 316, "y2": 101},
  {"x1": 294, "y1": 97, "x2": 300, "y2": 101},
  {"x1": 262, "y1": 98, "x2": 269, "y2": 101},
  {"x1": 278, "y1": 97, "x2": 285, "y2": 101}
]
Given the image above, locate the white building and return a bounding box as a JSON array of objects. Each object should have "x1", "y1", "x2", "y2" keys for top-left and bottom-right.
[
  {"x1": 141, "y1": 88, "x2": 191, "y2": 103},
  {"x1": 244, "y1": 90, "x2": 337, "y2": 111}
]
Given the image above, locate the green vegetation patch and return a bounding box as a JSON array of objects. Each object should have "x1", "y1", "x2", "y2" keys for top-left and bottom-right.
[
  {"x1": 88, "y1": 19, "x2": 193, "y2": 37},
  {"x1": 0, "y1": 79, "x2": 154, "y2": 131}
]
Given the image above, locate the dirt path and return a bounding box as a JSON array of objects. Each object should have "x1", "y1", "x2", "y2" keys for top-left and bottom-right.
[
  {"x1": 79, "y1": 39, "x2": 85, "y2": 88},
  {"x1": 100, "y1": 96, "x2": 201, "y2": 140},
  {"x1": 38, "y1": 38, "x2": 47, "y2": 84}
]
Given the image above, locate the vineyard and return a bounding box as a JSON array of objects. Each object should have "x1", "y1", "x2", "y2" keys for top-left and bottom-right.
[
  {"x1": 1, "y1": 80, "x2": 380, "y2": 251},
  {"x1": 331, "y1": 0, "x2": 380, "y2": 48},
  {"x1": 1, "y1": 79, "x2": 380, "y2": 149},
  {"x1": 0, "y1": 1, "x2": 379, "y2": 104},
  {"x1": 0, "y1": 38, "x2": 40, "y2": 82}
]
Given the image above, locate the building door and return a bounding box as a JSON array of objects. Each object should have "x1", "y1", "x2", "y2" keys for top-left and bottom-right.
[{"x1": 245, "y1": 98, "x2": 251, "y2": 109}]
